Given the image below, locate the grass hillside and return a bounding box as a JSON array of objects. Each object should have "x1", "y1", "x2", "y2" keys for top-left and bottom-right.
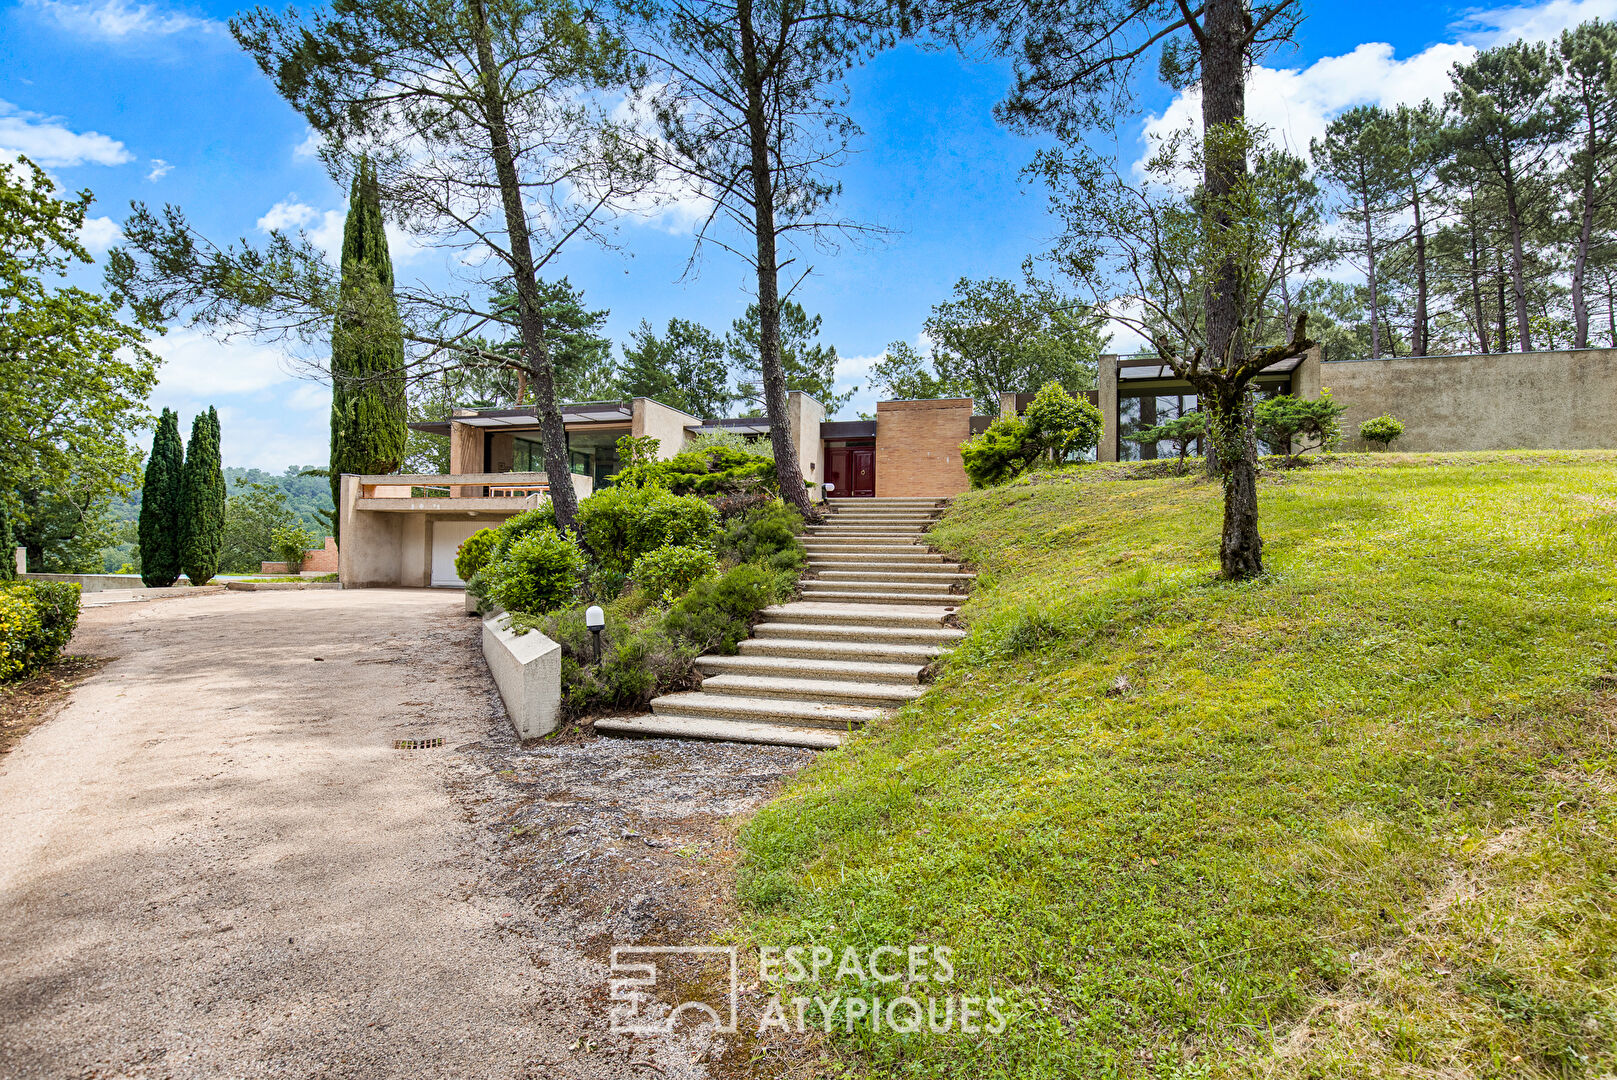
[{"x1": 738, "y1": 452, "x2": 1617, "y2": 1078}]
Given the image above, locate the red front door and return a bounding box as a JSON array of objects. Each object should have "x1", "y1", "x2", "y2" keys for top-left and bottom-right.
[{"x1": 849, "y1": 447, "x2": 875, "y2": 497}]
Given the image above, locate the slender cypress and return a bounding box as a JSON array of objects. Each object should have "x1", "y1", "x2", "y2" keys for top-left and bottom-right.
[
  {"x1": 179, "y1": 407, "x2": 225, "y2": 585},
  {"x1": 329, "y1": 158, "x2": 406, "y2": 536},
  {"x1": 138, "y1": 409, "x2": 184, "y2": 588}
]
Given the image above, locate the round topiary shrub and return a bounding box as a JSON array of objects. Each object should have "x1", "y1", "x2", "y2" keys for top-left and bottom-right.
[
  {"x1": 454, "y1": 527, "x2": 499, "y2": 582},
  {"x1": 482, "y1": 526, "x2": 585, "y2": 616},
  {"x1": 1358, "y1": 414, "x2": 1405, "y2": 450},
  {"x1": 631, "y1": 544, "x2": 719, "y2": 603}
]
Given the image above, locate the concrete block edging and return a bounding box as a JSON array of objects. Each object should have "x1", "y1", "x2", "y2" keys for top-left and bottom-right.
[{"x1": 481, "y1": 614, "x2": 562, "y2": 740}]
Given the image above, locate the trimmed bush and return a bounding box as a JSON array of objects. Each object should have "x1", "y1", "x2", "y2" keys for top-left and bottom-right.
[
  {"x1": 455, "y1": 527, "x2": 499, "y2": 582},
  {"x1": 665, "y1": 562, "x2": 789, "y2": 655},
  {"x1": 1359, "y1": 414, "x2": 1405, "y2": 450},
  {"x1": 632, "y1": 545, "x2": 718, "y2": 603},
  {"x1": 721, "y1": 500, "x2": 805, "y2": 572},
  {"x1": 483, "y1": 526, "x2": 585, "y2": 615},
  {"x1": 138, "y1": 408, "x2": 184, "y2": 587},
  {"x1": 574, "y1": 485, "x2": 719, "y2": 575},
  {"x1": 0, "y1": 581, "x2": 81, "y2": 682},
  {"x1": 961, "y1": 416, "x2": 1040, "y2": 488}
]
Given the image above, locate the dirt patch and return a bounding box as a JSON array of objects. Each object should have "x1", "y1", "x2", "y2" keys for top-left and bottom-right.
[{"x1": 0, "y1": 655, "x2": 110, "y2": 757}]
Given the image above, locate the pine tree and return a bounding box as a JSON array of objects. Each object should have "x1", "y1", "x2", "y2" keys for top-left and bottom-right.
[
  {"x1": 138, "y1": 408, "x2": 184, "y2": 588},
  {"x1": 329, "y1": 158, "x2": 406, "y2": 536},
  {"x1": 179, "y1": 407, "x2": 224, "y2": 585}
]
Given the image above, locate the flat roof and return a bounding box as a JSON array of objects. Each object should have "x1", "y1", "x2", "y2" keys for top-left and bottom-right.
[
  {"x1": 685, "y1": 416, "x2": 772, "y2": 436},
  {"x1": 410, "y1": 401, "x2": 635, "y2": 437},
  {"x1": 1118, "y1": 356, "x2": 1304, "y2": 381}
]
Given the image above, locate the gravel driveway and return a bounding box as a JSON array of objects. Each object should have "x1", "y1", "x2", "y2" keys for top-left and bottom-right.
[{"x1": 0, "y1": 589, "x2": 814, "y2": 1079}]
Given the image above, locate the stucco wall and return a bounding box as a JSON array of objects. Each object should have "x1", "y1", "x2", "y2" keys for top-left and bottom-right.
[
  {"x1": 631, "y1": 398, "x2": 699, "y2": 458},
  {"x1": 874, "y1": 398, "x2": 973, "y2": 498},
  {"x1": 1322, "y1": 348, "x2": 1617, "y2": 452},
  {"x1": 788, "y1": 391, "x2": 827, "y2": 501}
]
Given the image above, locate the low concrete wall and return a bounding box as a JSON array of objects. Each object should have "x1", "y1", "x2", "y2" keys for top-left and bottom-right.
[
  {"x1": 21, "y1": 572, "x2": 163, "y2": 593},
  {"x1": 482, "y1": 614, "x2": 562, "y2": 740},
  {"x1": 1322, "y1": 348, "x2": 1617, "y2": 452}
]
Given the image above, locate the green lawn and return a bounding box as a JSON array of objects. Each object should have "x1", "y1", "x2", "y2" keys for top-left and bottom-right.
[{"x1": 737, "y1": 451, "x2": 1617, "y2": 1078}]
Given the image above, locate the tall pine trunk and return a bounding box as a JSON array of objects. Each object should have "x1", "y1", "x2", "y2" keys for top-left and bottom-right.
[
  {"x1": 469, "y1": 0, "x2": 580, "y2": 532},
  {"x1": 1411, "y1": 185, "x2": 1429, "y2": 355},
  {"x1": 1360, "y1": 165, "x2": 1382, "y2": 358},
  {"x1": 1502, "y1": 163, "x2": 1533, "y2": 351},
  {"x1": 738, "y1": 0, "x2": 816, "y2": 519},
  {"x1": 1200, "y1": 0, "x2": 1262, "y2": 580},
  {"x1": 1468, "y1": 205, "x2": 1491, "y2": 353}
]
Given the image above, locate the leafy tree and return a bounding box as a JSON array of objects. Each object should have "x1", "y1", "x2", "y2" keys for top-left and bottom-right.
[
  {"x1": 618, "y1": 317, "x2": 733, "y2": 417},
  {"x1": 329, "y1": 159, "x2": 406, "y2": 529},
  {"x1": 220, "y1": 480, "x2": 301, "y2": 574},
  {"x1": 138, "y1": 409, "x2": 184, "y2": 587},
  {"x1": 727, "y1": 301, "x2": 849, "y2": 415},
  {"x1": 1021, "y1": 381, "x2": 1102, "y2": 460},
  {"x1": 114, "y1": 0, "x2": 657, "y2": 534},
  {"x1": 628, "y1": 0, "x2": 904, "y2": 517},
  {"x1": 869, "y1": 339, "x2": 968, "y2": 402},
  {"x1": 1127, "y1": 411, "x2": 1206, "y2": 473},
  {"x1": 1312, "y1": 106, "x2": 1404, "y2": 358},
  {"x1": 1384, "y1": 103, "x2": 1445, "y2": 356},
  {"x1": 12, "y1": 485, "x2": 122, "y2": 574},
  {"x1": 1256, "y1": 148, "x2": 1332, "y2": 346},
  {"x1": 479, "y1": 277, "x2": 618, "y2": 404},
  {"x1": 1, "y1": 158, "x2": 157, "y2": 568},
  {"x1": 1442, "y1": 39, "x2": 1572, "y2": 352},
  {"x1": 1556, "y1": 19, "x2": 1617, "y2": 348},
  {"x1": 179, "y1": 408, "x2": 226, "y2": 585},
  {"x1": 923, "y1": 277, "x2": 1103, "y2": 410}
]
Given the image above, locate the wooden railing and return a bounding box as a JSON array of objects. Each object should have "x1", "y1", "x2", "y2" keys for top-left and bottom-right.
[{"x1": 355, "y1": 473, "x2": 552, "y2": 499}]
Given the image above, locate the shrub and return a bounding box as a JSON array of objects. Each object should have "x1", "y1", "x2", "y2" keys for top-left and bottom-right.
[
  {"x1": 543, "y1": 606, "x2": 698, "y2": 718},
  {"x1": 0, "y1": 581, "x2": 81, "y2": 682},
  {"x1": 574, "y1": 485, "x2": 719, "y2": 575},
  {"x1": 482, "y1": 526, "x2": 585, "y2": 615},
  {"x1": 1255, "y1": 390, "x2": 1346, "y2": 464},
  {"x1": 1359, "y1": 414, "x2": 1405, "y2": 450},
  {"x1": 613, "y1": 443, "x2": 777, "y2": 496},
  {"x1": 454, "y1": 527, "x2": 499, "y2": 582},
  {"x1": 665, "y1": 562, "x2": 788, "y2": 655},
  {"x1": 1022, "y1": 381, "x2": 1104, "y2": 460},
  {"x1": 270, "y1": 523, "x2": 316, "y2": 572},
  {"x1": 631, "y1": 545, "x2": 719, "y2": 603},
  {"x1": 1127, "y1": 411, "x2": 1206, "y2": 473},
  {"x1": 961, "y1": 416, "x2": 1041, "y2": 488},
  {"x1": 721, "y1": 499, "x2": 805, "y2": 572}
]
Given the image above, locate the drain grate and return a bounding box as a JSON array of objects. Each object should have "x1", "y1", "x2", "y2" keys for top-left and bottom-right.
[{"x1": 393, "y1": 737, "x2": 445, "y2": 750}]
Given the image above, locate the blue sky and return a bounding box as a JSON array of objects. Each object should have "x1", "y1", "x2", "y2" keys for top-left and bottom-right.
[{"x1": 3, "y1": 0, "x2": 1613, "y2": 468}]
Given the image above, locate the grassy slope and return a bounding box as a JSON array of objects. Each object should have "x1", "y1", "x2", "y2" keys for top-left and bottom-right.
[{"x1": 738, "y1": 452, "x2": 1617, "y2": 1078}]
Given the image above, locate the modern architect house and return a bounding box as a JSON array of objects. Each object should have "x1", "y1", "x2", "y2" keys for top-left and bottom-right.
[{"x1": 337, "y1": 344, "x2": 1617, "y2": 588}]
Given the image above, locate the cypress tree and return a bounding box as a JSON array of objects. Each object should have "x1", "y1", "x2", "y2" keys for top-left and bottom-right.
[
  {"x1": 179, "y1": 407, "x2": 225, "y2": 585},
  {"x1": 329, "y1": 158, "x2": 406, "y2": 536},
  {"x1": 138, "y1": 408, "x2": 184, "y2": 587}
]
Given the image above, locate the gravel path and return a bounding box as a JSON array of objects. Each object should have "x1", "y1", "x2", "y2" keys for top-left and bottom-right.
[{"x1": 0, "y1": 589, "x2": 814, "y2": 1079}]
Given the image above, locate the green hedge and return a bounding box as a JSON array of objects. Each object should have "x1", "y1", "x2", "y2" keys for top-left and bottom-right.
[{"x1": 1, "y1": 581, "x2": 82, "y2": 682}]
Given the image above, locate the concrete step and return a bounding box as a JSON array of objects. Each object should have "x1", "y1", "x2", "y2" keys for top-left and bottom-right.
[
  {"x1": 805, "y1": 528, "x2": 928, "y2": 538},
  {"x1": 761, "y1": 601, "x2": 956, "y2": 627},
  {"x1": 825, "y1": 498, "x2": 947, "y2": 505},
  {"x1": 752, "y1": 621, "x2": 967, "y2": 646},
  {"x1": 739, "y1": 636, "x2": 949, "y2": 664},
  {"x1": 823, "y1": 513, "x2": 939, "y2": 523},
  {"x1": 649, "y1": 690, "x2": 882, "y2": 728},
  {"x1": 806, "y1": 552, "x2": 951, "y2": 565},
  {"x1": 804, "y1": 577, "x2": 963, "y2": 596},
  {"x1": 695, "y1": 652, "x2": 926, "y2": 685},
  {"x1": 697, "y1": 673, "x2": 926, "y2": 708},
  {"x1": 813, "y1": 569, "x2": 973, "y2": 583},
  {"x1": 802, "y1": 536, "x2": 932, "y2": 547},
  {"x1": 595, "y1": 713, "x2": 849, "y2": 749},
  {"x1": 799, "y1": 587, "x2": 963, "y2": 607}
]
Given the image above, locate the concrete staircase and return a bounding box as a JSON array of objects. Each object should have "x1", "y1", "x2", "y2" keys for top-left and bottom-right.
[{"x1": 594, "y1": 498, "x2": 970, "y2": 748}]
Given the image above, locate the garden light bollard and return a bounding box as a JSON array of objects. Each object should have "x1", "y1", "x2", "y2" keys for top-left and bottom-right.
[{"x1": 585, "y1": 605, "x2": 605, "y2": 665}]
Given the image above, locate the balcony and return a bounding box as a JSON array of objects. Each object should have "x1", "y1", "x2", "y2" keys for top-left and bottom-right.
[{"x1": 349, "y1": 472, "x2": 593, "y2": 513}]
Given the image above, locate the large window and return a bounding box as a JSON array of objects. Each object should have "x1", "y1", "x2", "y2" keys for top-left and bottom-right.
[
  {"x1": 512, "y1": 436, "x2": 543, "y2": 472},
  {"x1": 1118, "y1": 392, "x2": 1198, "y2": 461}
]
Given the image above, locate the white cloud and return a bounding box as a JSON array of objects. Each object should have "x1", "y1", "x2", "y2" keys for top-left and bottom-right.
[
  {"x1": 0, "y1": 99, "x2": 131, "y2": 167},
  {"x1": 22, "y1": 0, "x2": 222, "y2": 39},
  {"x1": 146, "y1": 158, "x2": 171, "y2": 181},
  {"x1": 293, "y1": 128, "x2": 323, "y2": 160},
  {"x1": 153, "y1": 330, "x2": 299, "y2": 397},
  {"x1": 1461, "y1": 0, "x2": 1617, "y2": 45},
  {"x1": 78, "y1": 214, "x2": 123, "y2": 253},
  {"x1": 257, "y1": 199, "x2": 319, "y2": 233},
  {"x1": 286, "y1": 382, "x2": 332, "y2": 413}
]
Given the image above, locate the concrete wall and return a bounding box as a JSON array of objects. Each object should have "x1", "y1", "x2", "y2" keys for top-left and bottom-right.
[
  {"x1": 1321, "y1": 348, "x2": 1617, "y2": 451},
  {"x1": 631, "y1": 398, "x2": 699, "y2": 458},
  {"x1": 874, "y1": 398, "x2": 973, "y2": 498},
  {"x1": 787, "y1": 391, "x2": 828, "y2": 501}
]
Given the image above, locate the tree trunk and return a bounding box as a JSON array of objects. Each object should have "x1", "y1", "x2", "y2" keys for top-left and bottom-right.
[
  {"x1": 1496, "y1": 254, "x2": 1509, "y2": 355},
  {"x1": 1572, "y1": 169, "x2": 1596, "y2": 350},
  {"x1": 1411, "y1": 185, "x2": 1428, "y2": 356},
  {"x1": 1199, "y1": 0, "x2": 1262, "y2": 580},
  {"x1": 1502, "y1": 166, "x2": 1533, "y2": 351},
  {"x1": 1280, "y1": 271, "x2": 1293, "y2": 342},
  {"x1": 738, "y1": 0, "x2": 816, "y2": 520},
  {"x1": 1469, "y1": 214, "x2": 1491, "y2": 354},
  {"x1": 469, "y1": 0, "x2": 579, "y2": 532},
  {"x1": 1361, "y1": 171, "x2": 1381, "y2": 359}
]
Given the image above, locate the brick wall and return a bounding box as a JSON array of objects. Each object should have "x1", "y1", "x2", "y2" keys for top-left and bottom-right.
[
  {"x1": 874, "y1": 398, "x2": 974, "y2": 498},
  {"x1": 261, "y1": 537, "x2": 338, "y2": 575}
]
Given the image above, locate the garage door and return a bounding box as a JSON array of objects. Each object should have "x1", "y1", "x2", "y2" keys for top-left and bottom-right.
[{"x1": 431, "y1": 520, "x2": 487, "y2": 588}]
